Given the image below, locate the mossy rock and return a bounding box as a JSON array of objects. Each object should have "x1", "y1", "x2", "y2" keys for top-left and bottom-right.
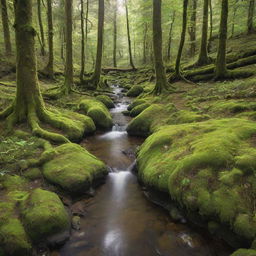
[
  {"x1": 42, "y1": 143, "x2": 108, "y2": 194},
  {"x1": 126, "y1": 85, "x2": 144, "y2": 97},
  {"x1": 96, "y1": 95, "x2": 115, "y2": 109},
  {"x1": 21, "y1": 188, "x2": 69, "y2": 242},
  {"x1": 130, "y1": 103, "x2": 150, "y2": 117},
  {"x1": 137, "y1": 118, "x2": 256, "y2": 241},
  {"x1": 23, "y1": 168, "x2": 42, "y2": 180},
  {"x1": 231, "y1": 249, "x2": 256, "y2": 256},
  {"x1": 79, "y1": 99, "x2": 113, "y2": 130},
  {"x1": 127, "y1": 99, "x2": 147, "y2": 111},
  {"x1": 168, "y1": 110, "x2": 210, "y2": 124}
]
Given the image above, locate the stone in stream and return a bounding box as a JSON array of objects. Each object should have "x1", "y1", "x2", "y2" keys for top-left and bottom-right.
[{"x1": 72, "y1": 216, "x2": 81, "y2": 231}]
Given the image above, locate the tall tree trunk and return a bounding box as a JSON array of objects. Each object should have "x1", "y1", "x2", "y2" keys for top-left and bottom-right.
[
  {"x1": 143, "y1": 22, "x2": 148, "y2": 64},
  {"x1": 231, "y1": 0, "x2": 239, "y2": 37},
  {"x1": 188, "y1": 0, "x2": 197, "y2": 58},
  {"x1": 174, "y1": 0, "x2": 189, "y2": 78},
  {"x1": 113, "y1": 0, "x2": 117, "y2": 67},
  {"x1": 152, "y1": 0, "x2": 168, "y2": 94},
  {"x1": 197, "y1": 0, "x2": 211, "y2": 65},
  {"x1": 44, "y1": 0, "x2": 54, "y2": 79},
  {"x1": 208, "y1": 0, "x2": 213, "y2": 52},
  {"x1": 215, "y1": 0, "x2": 229, "y2": 79},
  {"x1": 247, "y1": 0, "x2": 255, "y2": 34},
  {"x1": 89, "y1": 0, "x2": 104, "y2": 87},
  {"x1": 125, "y1": 0, "x2": 136, "y2": 70},
  {"x1": 62, "y1": 0, "x2": 73, "y2": 94},
  {"x1": 80, "y1": 0, "x2": 85, "y2": 82},
  {"x1": 167, "y1": 11, "x2": 176, "y2": 61},
  {"x1": 37, "y1": 0, "x2": 45, "y2": 56},
  {"x1": 0, "y1": 0, "x2": 12, "y2": 55}
]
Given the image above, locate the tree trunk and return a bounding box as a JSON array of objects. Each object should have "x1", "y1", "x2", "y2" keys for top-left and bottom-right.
[
  {"x1": 152, "y1": 0, "x2": 168, "y2": 94},
  {"x1": 62, "y1": 0, "x2": 73, "y2": 94},
  {"x1": 113, "y1": 0, "x2": 117, "y2": 67},
  {"x1": 174, "y1": 0, "x2": 189, "y2": 77},
  {"x1": 37, "y1": 0, "x2": 45, "y2": 56},
  {"x1": 215, "y1": 0, "x2": 229, "y2": 79},
  {"x1": 143, "y1": 22, "x2": 148, "y2": 64},
  {"x1": 208, "y1": 0, "x2": 213, "y2": 52},
  {"x1": 188, "y1": 0, "x2": 197, "y2": 58},
  {"x1": 247, "y1": 0, "x2": 255, "y2": 34},
  {"x1": 167, "y1": 11, "x2": 176, "y2": 61},
  {"x1": 0, "y1": 0, "x2": 12, "y2": 55},
  {"x1": 197, "y1": 0, "x2": 211, "y2": 65},
  {"x1": 44, "y1": 0, "x2": 54, "y2": 79},
  {"x1": 125, "y1": 0, "x2": 136, "y2": 70},
  {"x1": 89, "y1": 0, "x2": 104, "y2": 87},
  {"x1": 80, "y1": 0, "x2": 85, "y2": 82}
]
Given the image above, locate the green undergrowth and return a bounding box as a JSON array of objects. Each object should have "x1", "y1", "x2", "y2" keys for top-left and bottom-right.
[{"x1": 137, "y1": 118, "x2": 256, "y2": 245}]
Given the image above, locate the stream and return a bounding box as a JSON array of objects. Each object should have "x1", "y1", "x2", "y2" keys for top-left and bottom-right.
[{"x1": 54, "y1": 85, "x2": 232, "y2": 256}]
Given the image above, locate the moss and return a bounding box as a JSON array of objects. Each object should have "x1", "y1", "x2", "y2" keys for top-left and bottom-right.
[
  {"x1": 126, "y1": 85, "x2": 144, "y2": 97},
  {"x1": 233, "y1": 214, "x2": 256, "y2": 240},
  {"x1": 0, "y1": 219, "x2": 31, "y2": 256},
  {"x1": 79, "y1": 99, "x2": 113, "y2": 130},
  {"x1": 23, "y1": 168, "x2": 42, "y2": 180},
  {"x1": 42, "y1": 143, "x2": 108, "y2": 194},
  {"x1": 219, "y1": 168, "x2": 243, "y2": 186},
  {"x1": 168, "y1": 110, "x2": 210, "y2": 124},
  {"x1": 130, "y1": 103, "x2": 150, "y2": 117},
  {"x1": 96, "y1": 95, "x2": 115, "y2": 109},
  {"x1": 127, "y1": 99, "x2": 147, "y2": 111},
  {"x1": 235, "y1": 150, "x2": 256, "y2": 174},
  {"x1": 1, "y1": 175, "x2": 28, "y2": 191},
  {"x1": 231, "y1": 249, "x2": 256, "y2": 256},
  {"x1": 21, "y1": 188, "x2": 69, "y2": 242}
]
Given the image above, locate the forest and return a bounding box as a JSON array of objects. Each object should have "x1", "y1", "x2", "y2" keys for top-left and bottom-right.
[{"x1": 1, "y1": 0, "x2": 256, "y2": 255}]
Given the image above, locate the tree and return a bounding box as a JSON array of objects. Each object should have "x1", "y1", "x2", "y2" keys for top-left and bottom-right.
[
  {"x1": 62, "y1": 0, "x2": 73, "y2": 94},
  {"x1": 43, "y1": 0, "x2": 54, "y2": 79},
  {"x1": 143, "y1": 22, "x2": 148, "y2": 64},
  {"x1": 152, "y1": 0, "x2": 168, "y2": 94},
  {"x1": 188, "y1": 0, "x2": 197, "y2": 58},
  {"x1": 166, "y1": 11, "x2": 176, "y2": 61},
  {"x1": 37, "y1": 0, "x2": 45, "y2": 56},
  {"x1": 247, "y1": 0, "x2": 255, "y2": 34},
  {"x1": 196, "y1": 0, "x2": 211, "y2": 66},
  {"x1": 0, "y1": 0, "x2": 79, "y2": 143},
  {"x1": 80, "y1": 0, "x2": 85, "y2": 83},
  {"x1": 113, "y1": 0, "x2": 117, "y2": 67},
  {"x1": 125, "y1": 0, "x2": 136, "y2": 70},
  {"x1": 0, "y1": 0, "x2": 12, "y2": 55},
  {"x1": 214, "y1": 0, "x2": 229, "y2": 79}
]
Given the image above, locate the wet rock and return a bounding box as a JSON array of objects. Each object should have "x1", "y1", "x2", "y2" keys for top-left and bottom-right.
[
  {"x1": 71, "y1": 201, "x2": 86, "y2": 216},
  {"x1": 169, "y1": 207, "x2": 184, "y2": 222},
  {"x1": 47, "y1": 230, "x2": 70, "y2": 248},
  {"x1": 72, "y1": 216, "x2": 81, "y2": 231}
]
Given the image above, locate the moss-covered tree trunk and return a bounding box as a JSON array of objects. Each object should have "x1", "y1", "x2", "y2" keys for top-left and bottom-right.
[
  {"x1": 188, "y1": 0, "x2": 197, "y2": 58},
  {"x1": 143, "y1": 22, "x2": 148, "y2": 64},
  {"x1": 174, "y1": 0, "x2": 189, "y2": 79},
  {"x1": 152, "y1": 0, "x2": 168, "y2": 94},
  {"x1": 247, "y1": 0, "x2": 255, "y2": 34},
  {"x1": 37, "y1": 0, "x2": 45, "y2": 56},
  {"x1": 208, "y1": 0, "x2": 213, "y2": 52},
  {"x1": 80, "y1": 0, "x2": 85, "y2": 83},
  {"x1": 125, "y1": 0, "x2": 136, "y2": 70},
  {"x1": 214, "y1": 0, "x2": 228, "y2": 79},
  {"x1": 167, "y1": 11, "x2": 175, "y2": 61},
  {"x1": 44, "y1": 0, "x2": 54, "y2": 79},
  {"x1": 197, "y1": 0, "x2": 211, "y2": 65},
  {"x1": 62, "y1": 0, "x2": 73, "y2": 94},
  {"x1": 113, "y1": 0, "x2": 117, "y2": 67},
  {"x1": 0, "y1": 0, "x2": 12, "y2": 55}
]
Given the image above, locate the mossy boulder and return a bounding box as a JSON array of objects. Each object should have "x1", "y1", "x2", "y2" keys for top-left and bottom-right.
[
  {"x1": 231, "y1": 249, "x2": 256, "y2": 256},
  {"x1": 96, "y1": 95, "x2": 115, "y2": 109},
  {"x1": 126, "y1": 85, "x2": 144, "y2": 97},
  {"x1": 42, "y1": 143, "x2": 108, "y2": 194},
  {"x1": 137, "y1": 118, "x2": 256, "y2": 242},
  {"x1": 79, "y1": 99, "x2": 113, "y2": 130},
  {"x1": 130, "y1": 103, "x2": 150, "y2": 117},
  {"x1": 168, "y1": 110, "x2": 210, "y2": 124},
  {"x1": 21, "y1": 188, "x2": 69, "y2": 242},
  {"x1": 127, "y1": 99, "x2": 147, "y2": 111}
]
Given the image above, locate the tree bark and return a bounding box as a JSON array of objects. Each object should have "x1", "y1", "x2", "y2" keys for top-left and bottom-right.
[
  {"x1": 188, "y1": 0, "x2": 197, "y2": 58},
  {"x1": 113, "y1": 0, "x2": 117, "y2": 67},
  {"x1": 0, "y1": 0, "x2": 12, "y2": 55},
  {"x1": 62, "y1": 0, "x2": 73, "y2": 94},
  {"x1": 247, "y1": 0, "x2": 255, "y2": 34},
  {"x1": 152, "y1": 0, "x2": 168, "y2": 94},
  {"x1": 215, "y1": 0, "x2": 229, "y2": 79},
  {"x1": 231, "y1": 0, "x2": 239, "y2": 37},
  {"x1": 125, "y1": 0, "x2": 136, "y2": 70},
  {"x1": 80, "y1": 0, "x2": 85, "y2": 82},
  {"x1": 167, "y1": 11, "x2": 176, "y2": 61},
  {"x1": 143, "y1": 22, "x2": 148, "y2": 64},
  {"x1": 44, "y1": 0, "x2": 54, "y2": 79},
  {"x1": 37, "y1": 0, "x2": 45, "y2": 56},
  {"x1": 208, "y1": 0, "x2": 213, "y2": 52},
  {"x1": 197, "y1": 0, "x2": 211, "y2": 65}
]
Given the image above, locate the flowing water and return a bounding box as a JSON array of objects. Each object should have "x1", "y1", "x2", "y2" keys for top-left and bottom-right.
[{"x1": 56, "y1": 86, "x2": 232, "y2": 256}]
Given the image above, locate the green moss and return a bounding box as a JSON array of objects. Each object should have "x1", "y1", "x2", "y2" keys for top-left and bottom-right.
[
  {"x1": 79, "y1": 99, "x2": 113, "y2": 130},
  {"x1": 21, "y1": 188, "x2": 69, "y2": 242},
  {"x1": 23, "y1": 168, "x2": 42, "y2": 180},
  {"x1": 219, "y1": 168, "x2": 243, "y2": 186},
  {"x1": 231, "y1": 249, "x2": 256, "y2": 256},
  {"x1": 130, "y1": 103, "x2": 150, "y2": 117},
  {"x1": 126, "y1": 85, "x2": 144, "y2": 97},
  {"x1": 127, "y1": 99, "x2": 147, "y2": 111},
  {"x1": 233, "y1": 214, "x2": 256, "y2": 240},
  {"x1": 168, "y1": 110, "x2": 210, "y2": 124},
  {"x1": 96, "y1": 95, "x2": 115, "y2": 109},
  {"x1": 235, "y1": 150, "x2": 256, "y2": 174},
  {"x1": 42, "y1": 143, "x2": 108, "y2": 194},
  {"x1": 1, "y1": 175, "x2": 28, "y2": 191}
]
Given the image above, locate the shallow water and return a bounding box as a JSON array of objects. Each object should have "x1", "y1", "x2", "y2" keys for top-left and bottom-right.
[{"x1": 56, "y1": 86, "x2": 231, "y2": 256}]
